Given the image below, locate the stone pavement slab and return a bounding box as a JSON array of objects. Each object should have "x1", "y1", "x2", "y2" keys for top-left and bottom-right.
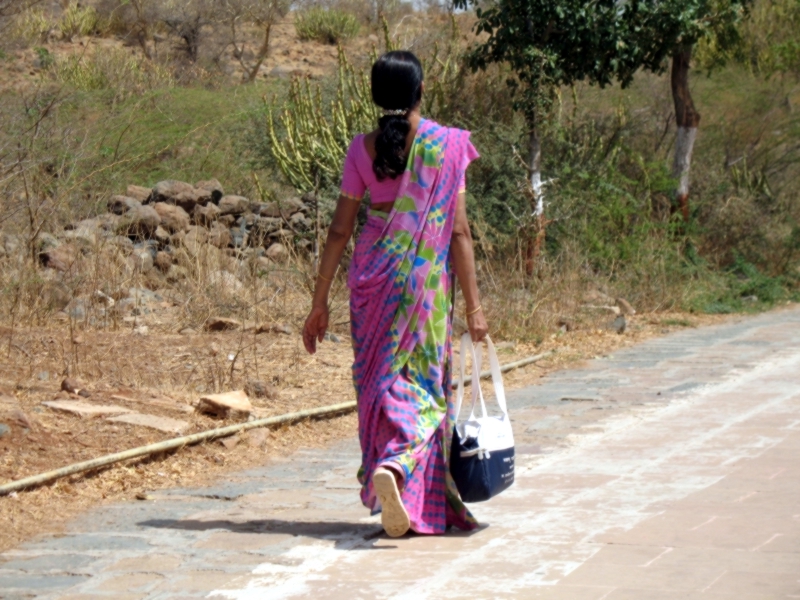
[{"x1": 1, "y1": 308, "x2": 799, "y2": 599}]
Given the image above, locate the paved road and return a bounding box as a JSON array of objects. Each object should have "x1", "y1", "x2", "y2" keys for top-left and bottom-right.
[{"x1": 2, "y1": 308, "x2": 799, "y2": 599}]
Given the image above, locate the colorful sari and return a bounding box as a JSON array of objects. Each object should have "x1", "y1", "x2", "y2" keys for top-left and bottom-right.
[{"x1": 347, "y1": 119, "x2": 479, "y2": 534}]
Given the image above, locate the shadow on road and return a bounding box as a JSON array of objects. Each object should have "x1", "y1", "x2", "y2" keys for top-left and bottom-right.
[{"x1": 138, "y1": 517, "x2": 484, "y2": 548}]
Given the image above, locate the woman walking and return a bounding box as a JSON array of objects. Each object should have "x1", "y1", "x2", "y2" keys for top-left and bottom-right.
[{"x1": 302, "y1": 51, "x2": 488, "y2": 537}]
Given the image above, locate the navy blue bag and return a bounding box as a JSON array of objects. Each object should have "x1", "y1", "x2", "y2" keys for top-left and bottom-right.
[{"x1": 450, "y1": 335, "x2": 515, "y2": 503}]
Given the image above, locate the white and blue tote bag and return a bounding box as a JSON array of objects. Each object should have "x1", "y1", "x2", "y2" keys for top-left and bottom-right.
[{"x1": 450, "y1": 333, "x2": 515, "y2": 503}]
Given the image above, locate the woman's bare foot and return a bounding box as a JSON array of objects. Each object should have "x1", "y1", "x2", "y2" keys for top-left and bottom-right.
[{"x1": 373, "y1": 467, "x2": 410, "y2": 538}]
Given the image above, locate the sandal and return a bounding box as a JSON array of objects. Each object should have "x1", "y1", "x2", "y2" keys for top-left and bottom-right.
[{"x1": 373, "y1": 467, "x2": 410, "y2": 538}]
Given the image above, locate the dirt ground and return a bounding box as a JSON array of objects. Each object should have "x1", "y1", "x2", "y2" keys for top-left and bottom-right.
[{"x1": 0, "y1": 307, "x2": 742, "y2": 553}]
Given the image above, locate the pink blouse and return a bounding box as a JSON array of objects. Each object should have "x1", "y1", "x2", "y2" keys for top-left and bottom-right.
[{"x1": 341, "y1": 131, "x2": 472, "y2": 203}]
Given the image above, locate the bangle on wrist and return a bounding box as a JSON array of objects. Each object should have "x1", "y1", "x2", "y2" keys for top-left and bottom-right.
[
  {"x1": 466, "y1": 304, "x2": 482, "y2": 317},
  {"x1": 317, "y1": 271, "x2": 335, "y2": 282}
]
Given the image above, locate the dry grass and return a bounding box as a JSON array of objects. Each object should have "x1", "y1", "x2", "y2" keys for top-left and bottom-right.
[{"x1": 0, "y1": 291, "x2": 738, "y2": 552}]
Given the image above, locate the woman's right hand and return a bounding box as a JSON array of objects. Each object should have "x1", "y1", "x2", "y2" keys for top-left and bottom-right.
[
  {"x1": 303, "y1": 304, "x2": 329, "y2": 354},
  {"x1": 467, "y1": 310, "x2": 489, "y2": 343}
]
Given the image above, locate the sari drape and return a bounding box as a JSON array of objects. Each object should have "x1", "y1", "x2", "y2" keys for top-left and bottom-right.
[{"x1": 348, "y1": 119, "x2": 478, "y2": 534}]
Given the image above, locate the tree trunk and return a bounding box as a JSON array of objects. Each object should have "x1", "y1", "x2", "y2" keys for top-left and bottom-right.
[
  {"x1": 671, "y1": 45, "x2": 701, "y2": 223},
  {"x1": 245, "y1": 22, "x2": 272, "y2": 83},
  {"x1": 525, "y1": 126, "x2": 544, "y2": 276}
]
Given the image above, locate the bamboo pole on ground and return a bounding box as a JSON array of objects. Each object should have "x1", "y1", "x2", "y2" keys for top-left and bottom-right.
[{"x1": 0, "y1": 350, "x2": 553, "y2": 496}]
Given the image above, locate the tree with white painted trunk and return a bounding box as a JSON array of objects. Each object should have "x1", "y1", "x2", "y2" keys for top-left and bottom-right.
[
  {"x1": 455, "y1": 0, "x2": 637, "y2": 275},
  {"x1": 618, "y1": 0, "x2": 754, "y2": 223},
  {"x1": 456, "y1": 0, "x2": 754, "y2": 265}
]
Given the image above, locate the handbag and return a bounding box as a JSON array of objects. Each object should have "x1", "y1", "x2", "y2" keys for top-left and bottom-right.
[{"x1": 450, "y1": 333, "x2": 515, "y2": 503}]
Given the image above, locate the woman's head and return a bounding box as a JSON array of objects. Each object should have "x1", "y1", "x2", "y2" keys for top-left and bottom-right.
[
  {"x1": 371, "y1": 51, "x2": 424, "y2": 181},
  {"x1": 371, "y1": 51, "x2": 423, "y2": 113}
]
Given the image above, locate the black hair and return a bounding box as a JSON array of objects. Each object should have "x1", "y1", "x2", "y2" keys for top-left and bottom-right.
[{"x1": 371, "y1": 51, "x2": 423, "y2": 181}]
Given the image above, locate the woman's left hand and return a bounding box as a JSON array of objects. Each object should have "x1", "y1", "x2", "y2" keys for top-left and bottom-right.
[
  {"x1": 467, "y1": 310, "x2": 489, "y2": 343},
  {"x1": 303, "y1": 304, "x2": 329, "y2": 354}
]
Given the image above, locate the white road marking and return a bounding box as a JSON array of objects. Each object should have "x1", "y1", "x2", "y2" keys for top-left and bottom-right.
[
  {"x1": 639, "y1": 546, "x2": 672, "y2": 567},
  {"x1": 700, "y1": 569, "x2": 727, "y2": 593},
  {"x1": 751, "y1": 533, "x2": 782, "y2": 552},
  {"x1": 210, "y1": 350, "x2": 800, "y2": 600}
]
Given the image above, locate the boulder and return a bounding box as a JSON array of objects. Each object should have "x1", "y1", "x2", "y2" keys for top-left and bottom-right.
[
  {"x1": 207, "y1": 222, "x2": 231, "y2": 248},
  {"x1": 128, "y1": 249, "x2": 154, "y2": 273},
  {"x1": 218, "y1": 195, "x2": 250, "y2": 216},
  {"x1": 154, "y1": 226, "x2": 171, "y2": 245},
  {"x1": 36, "y1": 233, "x2": 60, "y2": 253},
  {"x1": 193, "y1": 202, "x2": 221, "y2": 227},
  {"x1": 218, "y1": 214, "x2": 236, "y2": 228},
  {"x1": 2, "y1": 233, "x2": 22, "y2": 260},
  {"x1": 109, "y1": 236, "x2": 134, "y2": 252},
  {"x1": 236, "y1": 213, "x2": 258, "y2": 228},
  {"x1": 195, "y1": 179, "x2": 224, "y2": 203},
  {"x1": 184, "y1": 227, "x2": 209, "y2": 254},
  {"x1": 231, "y1": 228, "x2": 249, "y2": 249},
  {"x1": 209, "y1": 270, "x2": 243, "y2": 292},
  {"x1": 244, "y1": 380, "x2": 278, "y2": 400},
  {"x1": 255, "y1": 322, "x2": 293, "y2": 335},
  {"x1": 41, "y1": 244, "x2": 79, "y2": 272},
  {"x1": 126, "y1": 185, "x2": 152, "y2": 203},
  {"x1": 154, "y1": 251, "x2": 173, "y2": 272},
  {"x1": 283, "y1": 196, "x2": 307, "y2": 212},
  {"x1": 127, "y1": 287, "x2": 162, "y2": 305},
  {"x1": 290, "y1": 212, "x2": 311, "y2": 229},
  {"x1": 61, "y1": 377, "x2": 89, "y2": 395},
  {"x1": 41, "y1": 281, "x2": 71, "y2": 310},
  {"x1": 196, "y1": 390, "x2": 252, "y2": 418},
  {"x1": 265, "y1": 243, "x2": 289, "y2": 262},
  {"x1": 153, "y1": 203, "x2": 191, "y2": 233},
  {"x1": 97, "y1": 213, "x2": 122, "y2": 232},
  {"x1": 255, "y1": 256, "x2": 271, "y2": 272},
  {"x1": 204, "y1": 317, "x2": 242, "y2": 332},
  {"x1": 119, "y1": 205, "x2": 161, "y2": 239},
  {"x1": 258, "y1": 202, "x2": 282, "y2": 218},
  {"x1": 249, "y1": 217, "x2": 281, "y2": 246},
  {"x1": 166, "y1": 264, "x2": 189, "y2": 282},
  {"x1": 60, "y1": 220, "x2": 100, "y2": 247},
  {"x1": 108, "y1": 195, "x2": 142, "y2": 215},
  {"x1": 150, "y1": 180, "x2": 195, "y2": 204}
]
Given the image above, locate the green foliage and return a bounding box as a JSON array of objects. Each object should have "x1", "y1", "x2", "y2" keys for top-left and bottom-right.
[
  {"x1": 698, "y1": 0, "x2": 800, "y2": 76},
  {"x1": 266, "y1": 22, "x2": 465, "y2": 196},
  {"x1": 7, "y1": 8, "x2": 51, "y2": 45},
  {"x1": 455, "y1": 0, "x2": 754, "y2": 125},
  {"x1": 267, "y1": 47, "x2": 378, "y2": 194},
  {"x1": 59, "y1": 2, "x2": 101, "y2": 39},
  {"x1": 294, "y1": 7, "x2": 360, "y2": 44},
  {"x1": 34, "y1": 46, "x2": 53, "y2": 68},
  {"x1": 691, "y1": 255, "x2": 793, "y2": 312},
  {"x1": 50, "y1": 48, "x2": 173, "y2": 98}
]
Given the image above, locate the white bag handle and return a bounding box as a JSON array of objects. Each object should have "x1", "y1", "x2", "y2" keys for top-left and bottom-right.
[
  {"x1": 483, "y1": 335, "x2": 509, "y2": 415},
  {"x1": 453, "y1": 333, "x2": 509, "y2": 423},
  {"x1": 454, "y1": 333, "x2": 480, "y2": 423}
]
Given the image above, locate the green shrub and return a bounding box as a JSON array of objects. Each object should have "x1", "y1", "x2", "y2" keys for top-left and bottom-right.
[
  {"x1": 8, "y1": 8, "x2": 52, "y2": 46},
  {"x1": 295, "y1": 8, "x2": 360, "y2": 44},
  {"x1": 35, "y1": 47, "x2": 54, "y2": 69},
  {"x1": 51, "y1": 48, "x2": 173, "y2": 97},
  {"x1": 59, "y1": 2, "x2": 101, "y2": 40}
]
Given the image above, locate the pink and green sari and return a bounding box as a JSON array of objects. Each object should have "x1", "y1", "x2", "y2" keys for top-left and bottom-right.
[{"x1": 347, "y1": 119, "x2": 478, "y2": 534}]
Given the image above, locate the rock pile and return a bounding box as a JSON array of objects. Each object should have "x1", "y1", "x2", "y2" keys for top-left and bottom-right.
[{"x1": 37, "y1": 179, "x2": 316, "y2": 276}]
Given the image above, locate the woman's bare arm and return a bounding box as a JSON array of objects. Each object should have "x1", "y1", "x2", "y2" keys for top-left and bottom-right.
[
  {"x1": 450, "y1": 191, "x2": 488, "y2": 342},
  {"x1": 303, "y1": 195, "x2": 361, "y2": 354}
]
